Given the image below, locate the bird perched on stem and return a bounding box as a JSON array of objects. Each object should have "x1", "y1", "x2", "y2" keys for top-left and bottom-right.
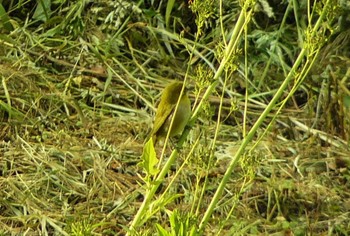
[{"x1": 150, "y1": 81, "x2": 191, "y2": 144}]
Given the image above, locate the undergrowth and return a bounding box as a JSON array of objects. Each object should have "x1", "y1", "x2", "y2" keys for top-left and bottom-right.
[{"x1": 0, "y1": 0, "x2": 350, "y2": 235}]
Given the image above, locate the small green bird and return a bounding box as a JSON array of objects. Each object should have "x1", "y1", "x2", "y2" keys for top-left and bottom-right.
[{"x1": 151, "y1": 81, "x2": 191, "y2": 144}]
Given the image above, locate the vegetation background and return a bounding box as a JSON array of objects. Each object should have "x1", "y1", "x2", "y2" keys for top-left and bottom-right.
[{"x1": 0, "y1": 0, "x2": 349, "y2": 235}]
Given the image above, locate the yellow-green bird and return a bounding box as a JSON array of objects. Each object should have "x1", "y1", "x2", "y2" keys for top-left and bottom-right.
[{"x1": 150, "y1": 81, "x2": 191, "y2": 144}]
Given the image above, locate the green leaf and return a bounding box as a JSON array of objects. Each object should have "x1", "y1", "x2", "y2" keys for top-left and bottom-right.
[
  {"x1": 33, "y1": 0, "x2": 52, "y2": 22},
  {"x1": 155, "y1": 223, "x2": 171, "y2": 236},
  {"x1": 141, "y1": 138, "x2": 159, "y2": 176},
  {"x1": 165, "y1": 0, "x2": 175, "y2": 29},
  {"x1": 0, "y1": 3, "x2": 13, "y2": 31},
  {"x1": 0, "y1": 100, "x2": 25, "y2": 121}
]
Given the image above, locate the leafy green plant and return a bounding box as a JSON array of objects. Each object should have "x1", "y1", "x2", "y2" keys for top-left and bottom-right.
[
  {"x1": 0, "y1": 0, "x2": 348, "y2": 235},
  {"x1": 156, "y1": 209, "x2": 199, "y2": 236}
]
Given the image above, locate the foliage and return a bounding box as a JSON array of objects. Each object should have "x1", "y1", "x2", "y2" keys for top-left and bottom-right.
[{"x1": 0, "y1": 0, "x2": 350, "y2": 235}]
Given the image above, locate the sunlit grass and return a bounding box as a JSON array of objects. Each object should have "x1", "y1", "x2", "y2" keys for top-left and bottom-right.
[{"x1": 0, "y1": 0, "x2": 349, "y2": 235}]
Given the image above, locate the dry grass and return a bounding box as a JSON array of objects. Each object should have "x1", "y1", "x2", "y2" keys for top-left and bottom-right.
[{"x1": 0, "y1": 0, "x2": 350, "y2": 235}]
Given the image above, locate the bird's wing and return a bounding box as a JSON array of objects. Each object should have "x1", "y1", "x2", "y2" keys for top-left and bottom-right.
[{"x1": 151, "y1": 102, "x2": 175, "y2": 135}]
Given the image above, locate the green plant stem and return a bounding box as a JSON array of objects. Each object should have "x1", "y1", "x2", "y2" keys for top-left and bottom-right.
[
  {"x1": 128, "y1": 149, "x2": 179, "y2": 234},
  {"x1": 198, "y1": 0, "x2": 332, "y2": 230},
  {"x1": 128, "y1": 8, "x2": 251, "y2": 234},
  {"x1": 198, "y1": 46, "x2": 308, "y2": 232},
  {"x1": 190, "y1": 10, "x2": 251, "y2": 122}
]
